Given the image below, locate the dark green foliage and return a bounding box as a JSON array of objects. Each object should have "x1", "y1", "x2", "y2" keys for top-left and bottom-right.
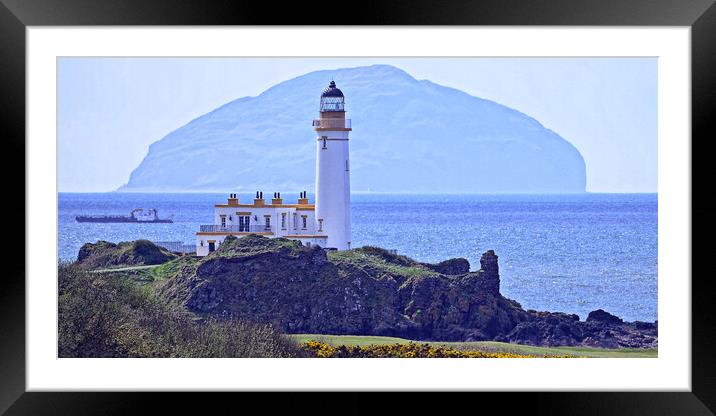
[
  {"x1": 352, "y1": 246, "x2": 417, "y2": 267},
  {"x1": 130, "y1": 239, "x2": 175, "y2": 264},
  {"x1": 76, "y1": 240, "x2": 117, "y2": 263},
  {"x1": 58, "y1": 262, "x2": 304, "y2": 358},
  {"x1": 149, "y1": 255, "x2": 200, "y2": 282},
  {"x1": 214, "y1": 234, "x2": 305, "y2": 257},
  {"x1": 352, "y1": 246, "x2": 470, "y2": 275},
  {"x1": 76, "y1": 240, "x2": 178, "y2": 269}
]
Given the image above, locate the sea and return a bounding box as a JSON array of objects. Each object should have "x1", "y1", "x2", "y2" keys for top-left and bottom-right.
[{"x1": 58, "y1": 192, "x2": 657, "y2": 323}]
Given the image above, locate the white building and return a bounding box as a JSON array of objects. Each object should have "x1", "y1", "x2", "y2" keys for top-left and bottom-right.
[{"x1": 195, "y1": 81, "x2": 352, "y2": 256}]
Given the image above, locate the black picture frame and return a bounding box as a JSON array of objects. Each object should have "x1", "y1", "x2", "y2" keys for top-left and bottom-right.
[{"x1": 2, "y1": 0, "x2": 714, "y2": 414}]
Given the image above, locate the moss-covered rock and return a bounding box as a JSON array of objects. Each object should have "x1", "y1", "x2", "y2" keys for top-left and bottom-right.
[
  {"x1": 152, "y1": 235, "x2": 656, "y2": 348},
  {"x1": 158, "y1": 235, "x2": 519, "y2": 342},
  {"x1": 77, "y1": 239, "x2": 177, "y2": 269}
]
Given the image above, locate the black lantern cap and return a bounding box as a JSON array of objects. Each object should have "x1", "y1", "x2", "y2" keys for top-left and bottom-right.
[{"x1": 321, "y1": 80, "x2": 344, "y2": 98}]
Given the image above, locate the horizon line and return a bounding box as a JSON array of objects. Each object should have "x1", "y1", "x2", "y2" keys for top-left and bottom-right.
[{"x1": 57, "y1": 190, "x2": 659, "y2": 195}]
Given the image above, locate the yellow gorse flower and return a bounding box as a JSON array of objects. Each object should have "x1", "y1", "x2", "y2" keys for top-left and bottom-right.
[{"x1": 300, "y1": 341, "x2": 576, "y2": 358}]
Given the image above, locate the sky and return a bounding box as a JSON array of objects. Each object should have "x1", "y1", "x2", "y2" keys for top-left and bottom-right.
[{"x1": 58, "y1": 57, "x2": 657, "y2": 193}]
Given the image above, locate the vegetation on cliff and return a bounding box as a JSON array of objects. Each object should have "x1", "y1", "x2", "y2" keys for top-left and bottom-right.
[
  {"x1": 299, "y1": 340, "x2": 575, "y2": 358},
  {"x1": 58, "y1": 262, "x2": 303, "y2": 358},
  {"x1": 289, "y1": 334, "x2": 657, "y2": 358},
  {"x1": 76, "y1": 239, "x2": 177, "y2": 270},
  {"x1": 157, "y1": 235, "x2": 525, "y2": 342},
  {"x1": 70, "y1": 236, "x2": 658, "y2": 352}
]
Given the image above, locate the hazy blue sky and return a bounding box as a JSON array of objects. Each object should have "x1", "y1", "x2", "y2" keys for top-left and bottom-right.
[{"x1": 58, "y1": 57, "x2": 657, "y2": 193}]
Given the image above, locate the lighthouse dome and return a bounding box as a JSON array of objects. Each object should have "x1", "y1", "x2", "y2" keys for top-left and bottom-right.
[
  {"x1": 321, "y1": 80, "x2": 344, "y2": 97},
  {"x1": 320, "y1": 81, "x2": 345, "y2": 112}
]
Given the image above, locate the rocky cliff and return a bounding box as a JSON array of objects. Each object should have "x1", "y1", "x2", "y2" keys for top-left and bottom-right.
[{"x1": 153, "y1": 235, "x2": 656, "y2": 348}]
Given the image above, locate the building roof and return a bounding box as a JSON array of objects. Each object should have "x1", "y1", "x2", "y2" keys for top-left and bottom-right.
[{"x1": 214, "y1": 203, "x2": 315, "y2": 211}]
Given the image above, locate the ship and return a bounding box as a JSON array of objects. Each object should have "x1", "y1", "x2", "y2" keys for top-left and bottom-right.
[{"x1": 75, "y1": 208, "x2": 173, "y2": 223}]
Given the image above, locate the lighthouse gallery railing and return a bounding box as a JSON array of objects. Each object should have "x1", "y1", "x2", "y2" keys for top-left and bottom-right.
[{"x1": 312, "y1": 119, "x2": 351, "y2": 129}]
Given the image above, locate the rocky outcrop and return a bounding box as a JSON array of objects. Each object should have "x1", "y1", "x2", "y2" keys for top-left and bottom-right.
[
  {"x1": 497, "y1": 311, "x2": 657, "y2": 348},
  {"x1": 156, "y1": 235, "x2": 657, "y2": 348},
  {"x1": 77, "y1": 239, "x2": 177, "y2": 269},
  {"x1": 587, "y1": 309, "x2": 624, "y2": 325},
  {"x1": 420, "y1": 257, "x2": 471, "y2": 275}
]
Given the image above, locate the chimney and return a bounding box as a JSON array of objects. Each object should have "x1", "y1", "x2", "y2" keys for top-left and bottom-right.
[
  {"x1": 227, "y1": 193, "x2": 239, "y2": 206},
  {"x1": 298, "y1": 190, "x2": 309, "y2": 205},
  {"x1": 254, "y1": 191, "x2": 265, "y2": 206},
  {"x1": 272, "y1": 191, "x2": 283, "y2": 205}
]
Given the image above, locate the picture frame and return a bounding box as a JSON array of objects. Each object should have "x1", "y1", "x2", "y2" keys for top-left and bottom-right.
[{"x1": 2, "y1": 0, "x2": 714, "y2": 413}]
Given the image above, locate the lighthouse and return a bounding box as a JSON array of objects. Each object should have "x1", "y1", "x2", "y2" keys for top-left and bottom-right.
[
  {"x1": 194, "y1": 81, "x2": 353, "y2": 255},
  {"x1": 313, "y1": 81, "x2": 352, "y2": 250}
]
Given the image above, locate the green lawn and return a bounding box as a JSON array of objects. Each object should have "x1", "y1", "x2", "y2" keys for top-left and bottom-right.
[
  {"x1": 90, "y1": 264, "x2": 161, "y2": 274},
  {"x1": 91, "y1": 256, "x2": 198, "y2": 286},
  {"x1": 288, "y1": 334, "x2": 658, "y2": 358}
]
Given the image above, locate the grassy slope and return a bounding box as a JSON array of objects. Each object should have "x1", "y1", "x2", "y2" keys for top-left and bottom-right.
[
  {"x1": 91, "y1": 255, "x2": 199, "y2": 282},
  {"x1": 328, "y1": 248, "x2": 438, "y2": 279},
  {"x1": 288, "y1": 334, "x2": 658, "y2": 358},
  {"x1": 86, "y1": 240, "x2": 656, "y2": 358},
  {"x1": 59, "y1": 263, "x2": 303, "y2": 358}
]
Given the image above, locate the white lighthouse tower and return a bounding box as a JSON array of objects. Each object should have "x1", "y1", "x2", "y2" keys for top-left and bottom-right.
[{"x1": 314, "y1": 81, "x2": 352, "y2": 250}]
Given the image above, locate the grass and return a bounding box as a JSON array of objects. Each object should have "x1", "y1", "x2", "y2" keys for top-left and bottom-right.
[
  {"x1": 59, "y1": 262, "x2": 304, "y2": 358},
  {"x1": 288, "y1": 334, "x2": 658, "y2": 358},
  {"x1": 90, "y1": 264, "x2": 161, "y2": 273},
  {"x1": 328, "y1": 249, "x2": 437, "y2": 279},
  {"x1": 92, "y1": 255, "x2": 200, "y2": 286},
  {"x1": 149, "y1": 256, "x2": 199, "y2": 281}
]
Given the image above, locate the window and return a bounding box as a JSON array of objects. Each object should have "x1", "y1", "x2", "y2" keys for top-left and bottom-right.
[
  {"x1": 281, "y1": 213, "x2": 287, "y2": 229},
  {"x1": 238, "y1": 215, "x2": 250, "y2": 232},
  {"x1": 301, "y1": 215, "x2": 307, "y2": 230},
  {"x1": 220, "y1": 215, "x2": 226, "y2": 228},
  {"x1": 345, "y1": 159, "x2": 349, "y2": 171},
  {"x1": 318, "y1": 218, "x2": 324, "y2": 232},
  {"x1": 293, "y1": 213, "x2": 298, "y2": 229},
  {"x1": 264, "y1": 215, "x2": 271, "y2": 230},
  {"x1": 322, "y1": 136, "x2": 327, "y2": 149}
]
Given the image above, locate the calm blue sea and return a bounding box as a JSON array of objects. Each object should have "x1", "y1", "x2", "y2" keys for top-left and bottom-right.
[{"x1": 58, "y1": 193, "x2": 657, "y2": 322}]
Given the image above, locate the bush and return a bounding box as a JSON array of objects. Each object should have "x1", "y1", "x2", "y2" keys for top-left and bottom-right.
[
  {"x1": 299, "y1": 341, "x2": 576, "y2": 358},
  {"x1": 353, "y1": 246, "x2": 416, "y2": 267},
  {"x1": 76, "y1": 240, "x2": 177, "y2": 269},
  {"x1": 58, "y1": 262, "x2": 304, "y2": 358}
]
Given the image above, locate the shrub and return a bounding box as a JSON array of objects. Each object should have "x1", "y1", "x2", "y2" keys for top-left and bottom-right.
[
  {"x1": 299, "y1": 341, "x2": 576, "y2": 358},
  {"x1": 58, "y1": 262, "x2": 304, "y2": 358},
  {"x1": 353, "y1": 246, "x2": 417, "y2": 267},
  {"x1": 76, "y1": 240, "x2": 177, "y2": 269}
]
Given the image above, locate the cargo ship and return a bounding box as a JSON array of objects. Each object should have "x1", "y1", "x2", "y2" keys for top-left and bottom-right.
[{"x1": 76, "y1": 208, "x2": 173, "y2": 223}]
